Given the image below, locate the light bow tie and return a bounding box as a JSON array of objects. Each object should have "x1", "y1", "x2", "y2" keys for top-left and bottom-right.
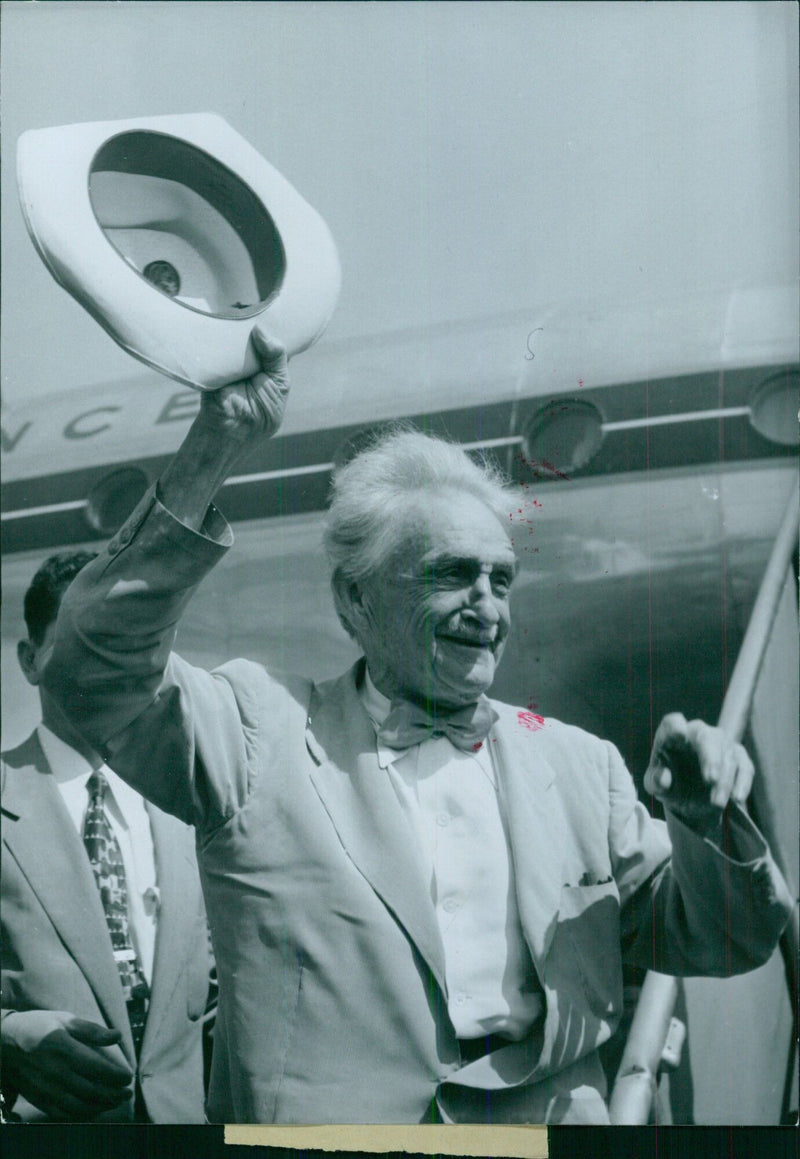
[{"x1": 377, "y1": 697, "x2": 498, "y2": 753}]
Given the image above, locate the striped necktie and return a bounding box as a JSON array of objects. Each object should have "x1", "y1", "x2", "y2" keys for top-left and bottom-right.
[{"x1": 83, "y1": 770, "x2": 149, "y2": 1055}]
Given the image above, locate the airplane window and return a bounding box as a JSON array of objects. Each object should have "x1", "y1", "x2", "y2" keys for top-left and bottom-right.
[
  {"x1": 86, "y1": 467, "x2": 150, "y2": 535},
  {"x1": 521, "y1": 398, "x2": 605, "y2": 478},
  {"x1": 748, "y1": 370, "x2": 800, "y2": 447},
  {"x1": 88, "y1": 131, "x2": 286, "y2": 319}
]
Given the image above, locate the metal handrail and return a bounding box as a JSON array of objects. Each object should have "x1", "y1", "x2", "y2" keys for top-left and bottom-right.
[
  {"x1": 609, "y1": 478, "x2": 799, "y2": 1125},
  {"x1": 717, "y1": 477, "x2": 799, "y2": 743},
  {"x1": 607, "y1": 973, "x2": 679, "y2": 1124}
]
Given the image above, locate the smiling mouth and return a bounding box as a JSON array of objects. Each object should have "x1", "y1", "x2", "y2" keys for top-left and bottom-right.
[{"x1": 438, "y1": 635, "x2": 496, "y2": 650}]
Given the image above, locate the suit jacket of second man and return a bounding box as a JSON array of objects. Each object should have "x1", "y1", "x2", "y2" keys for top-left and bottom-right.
[{"x1": 1, "y1": 730, "x2": 211, "y2": 1122}]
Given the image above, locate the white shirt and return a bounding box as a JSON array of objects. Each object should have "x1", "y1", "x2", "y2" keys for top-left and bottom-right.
[
  {"x1": 360, "y1": 671, "x2": 543, "y2": 1042},
  {"x1": 37, "y1": 724, "x2": 159, "y2": 984}
]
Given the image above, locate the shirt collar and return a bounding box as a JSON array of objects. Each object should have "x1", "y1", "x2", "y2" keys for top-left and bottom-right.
[
  {"x1": 360, "y1": 667, "x2": 393, "y2": 727},
  {"x1": 37, "y1": 723, "x2": 96, "y2": 784},
  {"x1": 37, "y1": 723, "x2": 145, "y2": 818},
  {"x1": 359, "y1": 668, "x2": 401, "y2": 769}
]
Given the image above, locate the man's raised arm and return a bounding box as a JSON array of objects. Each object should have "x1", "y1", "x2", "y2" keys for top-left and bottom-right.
[
  {"x1": 38, "y1": 331, "x2": 292, "y2": 826},
  {"x1": 158, "y1": 330, "x2": 290, "y2": 529}
]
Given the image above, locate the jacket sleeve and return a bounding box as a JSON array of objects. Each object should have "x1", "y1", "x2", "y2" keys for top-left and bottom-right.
[
  {"x1": 605, "y1": 741, "x2": 792, "y2": 976},
  {"x1": 0, "y1": 1010, "x2": 21, "y2": 1117},
  {"x1": 40, "y1": 485, "x2": 262, "y2": 830}
]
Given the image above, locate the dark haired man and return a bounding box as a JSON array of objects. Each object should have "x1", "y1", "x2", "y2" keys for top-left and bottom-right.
[{"x1": 1, "y1": 552, "x2": 211, "y2": 1122}]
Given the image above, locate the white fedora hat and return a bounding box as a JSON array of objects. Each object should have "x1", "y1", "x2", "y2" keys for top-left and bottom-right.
[{"x1": 17, "y1": 112, "x2": 341, "y2": 390}]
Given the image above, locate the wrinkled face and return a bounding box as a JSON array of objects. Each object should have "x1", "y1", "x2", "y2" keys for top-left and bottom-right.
[{"x1": 357, "y1": 489, "x2": 517, "y2": 708}]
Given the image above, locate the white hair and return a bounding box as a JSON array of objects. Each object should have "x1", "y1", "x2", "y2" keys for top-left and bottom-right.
[{"x1": 323, "y1": 427, "x2": 518, "y2": 636}]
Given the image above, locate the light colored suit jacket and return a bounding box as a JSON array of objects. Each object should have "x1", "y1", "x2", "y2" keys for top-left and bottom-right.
[
  {"x1": 1, "y1": 731, "x2": 210, "y2": 1122},
  {"x1": 41, "y1": 489, "x2": 792, "y2": 1124}
]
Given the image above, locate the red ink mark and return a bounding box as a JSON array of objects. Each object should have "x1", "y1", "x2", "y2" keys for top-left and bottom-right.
[
  {"x1": 540, "y1": 458, "x2": 569, "y2": 481},
  {"x1": 578, "y1": 378, "x2": 584, "y2": 387},
  {"x1": 517, "y1": 710, "x2": 545, "y2": 732},
  {"x1": 472, "y1": 741, "x2": 483, "y2": 752},
  {"x1": 514, "y1": 450, "x2": 571, "y2": 482}
]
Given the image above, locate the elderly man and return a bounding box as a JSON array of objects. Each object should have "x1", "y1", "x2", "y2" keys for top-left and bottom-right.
[{"x1": 41, "y1": 334, "x2": 791, "y2": 1125}]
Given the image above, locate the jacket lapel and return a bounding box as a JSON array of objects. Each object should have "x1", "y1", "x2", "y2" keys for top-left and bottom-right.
[
  {"x1": 142, "y1": 806, "x2": 199, "y2": 1057},
  {"x1": 489, "y1": 705, "x2": 566, "y2": 971},
  {"x1": 305, "y1": 663, "x2": 448, "y2": 995},
  {"x1": 1, "y1": 734, "x2": 134, "y2": 1061}
]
